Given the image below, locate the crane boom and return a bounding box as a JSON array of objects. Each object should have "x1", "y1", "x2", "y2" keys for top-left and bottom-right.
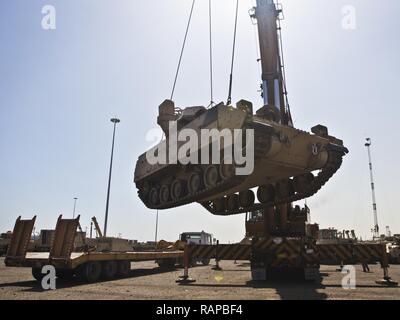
[
  {"x1": 91, "y1": 217, "x2": 103, "y2": 238},
  {"x1": 254, "y1": 0, "x2": 288, "y2": 124}
]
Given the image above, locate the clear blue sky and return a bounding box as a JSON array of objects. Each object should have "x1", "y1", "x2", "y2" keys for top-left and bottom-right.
[{"x1": 1, "y1": 0, "x2": 399, "y2": 242}]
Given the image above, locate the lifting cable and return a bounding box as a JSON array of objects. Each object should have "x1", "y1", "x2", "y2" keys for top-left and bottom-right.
[
  {"x1": 208, "y1": 0, "x2": 214, "y2": 108},
  {"x1": 170, "y1": 0, "x2": 196, "y2": 101},
  {"x1": 226, "y1": 0, "x2": 240, "y2": 106},
  {"x1": 277, "y1": 16, "x2": 293, "y2": 125}
]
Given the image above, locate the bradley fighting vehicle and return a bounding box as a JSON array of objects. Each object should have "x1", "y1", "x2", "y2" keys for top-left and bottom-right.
[{"x1": 134, "y1": 0, "x2": 348, "y2": 217}]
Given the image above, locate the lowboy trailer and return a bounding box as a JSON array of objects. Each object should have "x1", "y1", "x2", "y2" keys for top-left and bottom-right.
[{"x1": 4, "y1": 216, "x2": 183, "y2": 283}]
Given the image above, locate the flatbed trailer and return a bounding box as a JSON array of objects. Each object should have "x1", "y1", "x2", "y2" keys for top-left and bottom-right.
[{"x1": 5, "y1": 216, "x2": 183, "y2": 283}]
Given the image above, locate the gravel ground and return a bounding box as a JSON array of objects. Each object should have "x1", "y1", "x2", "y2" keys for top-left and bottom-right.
[{"x1": 0, "y1": 258, "x2": 399, "y2": 300}]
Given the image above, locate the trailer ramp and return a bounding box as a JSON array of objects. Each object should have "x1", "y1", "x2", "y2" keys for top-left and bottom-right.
[
  {"x1": 5, "y1": 216, "x2": 36, "y2": 266},
  {"x1": 49, "y1": 215, "x2": 80, "y2": 267}
]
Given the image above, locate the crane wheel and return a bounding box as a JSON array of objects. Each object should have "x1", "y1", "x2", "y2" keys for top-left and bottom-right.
[
  {"x1": 117, "y1": 261, "x2": 131, "y2": 277},
  {"x1": 102, "y1": 261, "x2": 118, "y2": 279}
]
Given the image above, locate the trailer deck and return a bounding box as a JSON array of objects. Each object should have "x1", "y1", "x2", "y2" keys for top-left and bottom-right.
[{"x1": 6, "y1": 251, "x2": 183, "y2": 269}]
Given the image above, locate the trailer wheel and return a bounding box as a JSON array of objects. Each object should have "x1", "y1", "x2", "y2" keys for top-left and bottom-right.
[
  {"x1": 77, "y1": 262, "x2": 102, "y2": 283},
  {"x1": 157, "y1": 258, "x2": 176, "y2": 269},
  {"x1": 102, "y1": 261, "x2": 118, "y2": 279},
  {"x1": 117, "y1": 261, "x2": 131, "y2": 277},
  {"x1": 32, "y1": 267, "x2": 44, "y2": 282},
  {"x1": 56, "y1": 269, "x2": 74, "y2": 281}
]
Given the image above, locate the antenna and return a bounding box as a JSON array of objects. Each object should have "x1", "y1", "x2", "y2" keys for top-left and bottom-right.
[{"x1": 365, "y1": 138, "x2": 379, "y2": 239}]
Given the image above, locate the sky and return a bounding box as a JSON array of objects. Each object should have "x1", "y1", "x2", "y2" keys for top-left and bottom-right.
[{"x1": 0, "y1": 0, "x2": 399, "y2": 243}]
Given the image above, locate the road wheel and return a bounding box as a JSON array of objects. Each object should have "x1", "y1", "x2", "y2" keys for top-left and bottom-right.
[
  {"x1": 159, "y1": 185, "x2": 170, "y2": 205},
  {"x1": 32, "y1": 267, "x2": 44, "y2": 282},
  {"x1": 102, "y1": 261, "x2": 118, "y2": 279},
  {"x1": 117, "y1": 261, "x2": 131, "y2": 277},
  {"x1": 220, "y1": 164, "x2": 235, "y2": 180},
  {"x1": 149, "y1": 188, "x2": 159, "y2": 207},
  {"x1": 204, "y1": 165, "x2": 219, "y2": 189},
  {"x1": 202, "y1": 259, "x2": 210, "y2": 266},
  {"x1": 171, "y1": 180, "x2": 185, "y2": 201},
  {"x1": 188, "y1": 172, "x2": 202, "y2": 195},
  {"x1": 77, "y1": 262, "x2": 102, "y2": 283}
]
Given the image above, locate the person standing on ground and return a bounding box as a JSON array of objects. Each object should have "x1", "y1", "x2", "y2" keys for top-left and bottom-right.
[{"x1": 362, "y1": 261, "x2": 370, "y2": 273}]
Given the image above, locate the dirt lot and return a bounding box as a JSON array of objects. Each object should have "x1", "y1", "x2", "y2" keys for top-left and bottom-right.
[{"x1": 0, "y1": 258, "x2": 399, "y2": 300}]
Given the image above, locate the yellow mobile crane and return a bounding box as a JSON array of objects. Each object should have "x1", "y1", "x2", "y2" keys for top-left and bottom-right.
[{"x1": 173, "y1": 0, "x2": 396, "y2": 286}]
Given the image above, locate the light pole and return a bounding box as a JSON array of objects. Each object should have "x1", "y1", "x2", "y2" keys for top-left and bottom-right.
[
  {"x1": 365, "y1": 138, "x2": 379, "y2": 240},
  {"x1": 72, "y1": 197, "x2": 78, "y2": 219},
  {"x1": 104, "y1": 118, "x2": 121, "y2": 237},
  {"x1": 155, "y1": 210, "x2": 159, "y2": 244}
]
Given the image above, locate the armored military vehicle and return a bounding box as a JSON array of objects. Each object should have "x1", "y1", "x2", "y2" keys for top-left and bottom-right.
[{"x1": 134, "y1": 0, "x2": 348, "y2": 216}]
